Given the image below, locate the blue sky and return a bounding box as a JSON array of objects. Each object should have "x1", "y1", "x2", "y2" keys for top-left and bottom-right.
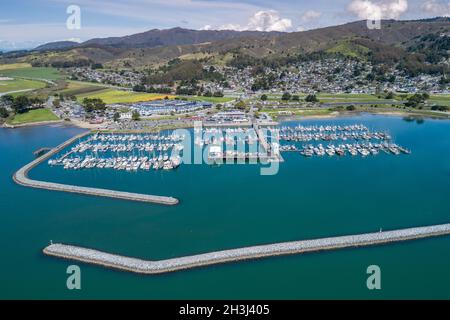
[{"x1": 0, "y1": 0, "x2": 448, "y2": 50}]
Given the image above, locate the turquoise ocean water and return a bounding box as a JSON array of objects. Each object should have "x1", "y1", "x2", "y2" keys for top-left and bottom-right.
[{"x1": 1, "y1": 114, "x2": 449, "y2": 299}]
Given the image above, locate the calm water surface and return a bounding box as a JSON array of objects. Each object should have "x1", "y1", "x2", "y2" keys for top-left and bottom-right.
[{"x1": 1, "y1": 114, "x2": 450, "y2": 299}]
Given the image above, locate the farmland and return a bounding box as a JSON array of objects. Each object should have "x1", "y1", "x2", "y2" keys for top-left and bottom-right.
[
  {"x1": 57, "y1": 81, "x2": 109, "y2": 96},
  {"x1": 0, "y1": 78, "x2": 47, "y2": 94},
  {"x1": 0, "y1": 67, "x2": 63, "y2": 81},
  {"x1": 77, "y1": 89, "x2": 176, "y2": 104},
  {"x1": 0, "y1": 63, "x2": 32, "y2": 71}
]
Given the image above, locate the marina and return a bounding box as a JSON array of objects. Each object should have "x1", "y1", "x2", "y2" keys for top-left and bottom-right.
[
  {"x1": 48, "y1": 126, "x2": 283, "y2": 173},
  {"x1": 48, "y1": 132, "x2": 186, "y2": 172},
  {"x1": 280, "y1": 142, "x2": 411, "y2": 157},
  {"x1": 278, "y1": 123, "x2": 411, "y2": 158},
  {"x1": 13, "y1": 131, "x2": 179, "y2": 205},
  {"x1": 43, "y1": 223, "x2": 450, "y2": 275},
  {"x1": 279, "y1": 124, "x2": 391, "y2": 142},
  {"x1": 197, "y1": 126, "x2": 282, "y2": 163}
]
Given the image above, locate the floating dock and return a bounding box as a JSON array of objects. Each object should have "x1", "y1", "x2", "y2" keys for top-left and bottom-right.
[
  {"x1": 13, "y1": 131, "x2": 179, "y2": 206},
  {"x1": 44, "y1": 223, "x2": 450, "y2": 275}
]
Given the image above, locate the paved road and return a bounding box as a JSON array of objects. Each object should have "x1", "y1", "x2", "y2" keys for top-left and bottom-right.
[{"x1": 0, "y1": 89, "x2": 34, "y2": 97}]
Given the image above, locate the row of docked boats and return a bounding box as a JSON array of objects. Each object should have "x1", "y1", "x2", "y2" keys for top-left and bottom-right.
[
  {"x1": 89, "y1": 133, "x2": 185, "y2": 143},
  {"x1": 70, "y1": 142, "x2": 184, "y2": 153},
  {"x1": 279, "y1": 124, "x2": 369, "y2": 133},
  {"x1": 279, "y1": 131, "x2": 391, "y2": 142},
  {"x1": 297, "y1": 143, "x2": 411, "y2": 157},
  {"x1": 208, "y1": 150, "x2": 262, "y2": 161},
  {"x1": 49, "y1": 154, "x2": 182, "y2": 171}
]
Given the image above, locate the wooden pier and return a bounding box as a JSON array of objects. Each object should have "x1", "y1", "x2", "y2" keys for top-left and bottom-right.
[
  {"x1": 43, "y1": 223, "x2": 450, "y2": 275},
  {"x1": 13, "y1": 131, "x2": 179, "y2": 206}
]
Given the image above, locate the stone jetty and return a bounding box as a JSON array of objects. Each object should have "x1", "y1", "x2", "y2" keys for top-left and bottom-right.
[
  {"x1": 44, "y1": 223, "x2": 450, "y2": 275},
  {"x1": 13, "y1": 131, "x2": 179, "y2": 206}
]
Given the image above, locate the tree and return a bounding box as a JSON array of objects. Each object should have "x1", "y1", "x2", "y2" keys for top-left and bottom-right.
[
  {"x1": 133, "y1": 84, "x2": 146, "y2": 92},
  {"x1": 132, "y1": 110, "x2": 140, "y2": 121},
  {"x1": 260, "y1": 94, "x2": 268, "y2": 101},
  {"x1": 346, "y1": 105, "x2": 356, "y2": 111},
  {"x1": 292, "y1": 95, "x2": 300, "y2": 101},
  {"x1": 12, "y1": 96, "x2": 29, "y2": 114},
  {"x1": 52, "y1": 99, "x2": 61, "y2": 108},
  {"x1": 431, "y1": 105, "x2": 449, "y2": 112},
  {"x1": 404, "y1": 93, "x2": 427, "y2": 108},
  {"x1": 82, "y1": 98, "x2": 106, "y2": 113},
  {"x1": 385, "y1": 92, "x2": 395, "y2": 100},
  {"x1": 113, "y1": 112, "x2": 120, "y2": 122},
  {"x1": 235, "y1": 101, "x2": 247, "y2": 110},
  {"x1": 0, "y1": 107, "x2": 9, "y2": 118},
  {"x1": 281, "y1": 92, "x2": 291, "y2": 101},
  {"x1": 305, "y1": 94, "x2": 319, "y2": 103},
  {"x1": 1, "y1": 95, "x2": 14, "y2": 106},
  {"x1": 91, "y1": 63, "x2": 103, "y2": 70}
]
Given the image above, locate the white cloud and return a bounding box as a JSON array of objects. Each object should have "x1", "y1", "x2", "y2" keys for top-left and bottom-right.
[
  {"x1": 216, "y1": 10, "x2": 293, "y2": 32},
  {"x1": 420, "y1": 0, "x2": 450, "y2": 17},
  {"x1": 247, "y1": 10, "x2": 293, "y2": 31},
  {"x1": 301, "y1": 10, "x2": 322, "y2": 22},
  {"x1": 347, "y1": 0, "x2": 409, "y2": 20}
]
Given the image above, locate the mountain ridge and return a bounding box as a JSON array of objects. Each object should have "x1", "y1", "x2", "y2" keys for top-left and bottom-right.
[{"x1": 11, "y1": 17, "x2": 449, "y2": 69}]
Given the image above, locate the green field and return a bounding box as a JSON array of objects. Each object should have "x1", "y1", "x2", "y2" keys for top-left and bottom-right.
[
  {"x1": 326, "y1": 40, "x2": 370, "y2": 59},
  {"x1": 0, "y1": 67, "x2": 63, "y2": 81},
  {"x1": 429, "y1": 95, "x2": 450, "y2": 107},
  {"x1": 0, "y1": 78, "x2": 47, "y2": 93},
  {"x1": 7, "y1": 109, "x2": 59, "y2": 125},
  {"x1": 78, "y1": 89, "x2": 176, "y2": 104}
]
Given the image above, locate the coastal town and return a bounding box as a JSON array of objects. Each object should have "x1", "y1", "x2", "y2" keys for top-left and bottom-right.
[{"x1": 1, "y1": 55, "x2": 449, "y2": 132}]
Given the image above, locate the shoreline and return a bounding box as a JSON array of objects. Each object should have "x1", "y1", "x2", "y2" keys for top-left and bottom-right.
[
  {"x1": 277, "y1": 110, "x2": 450, "y2": 122},
  {"x1": 43, "y1": 222, "x2": 450, "y2": 275},
  {"x1": 2, "y1": 109, "x2": 448, "y2": 131},
  {"x1": 2, "y1": 119, "x2": 64, "y2": 129}
]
